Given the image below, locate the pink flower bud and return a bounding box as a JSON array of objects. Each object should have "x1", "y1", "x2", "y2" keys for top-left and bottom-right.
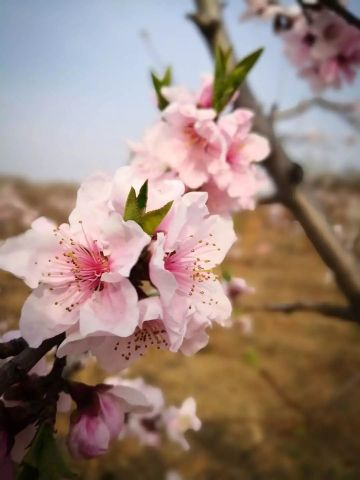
[
  {"x1": 68, "y1": 389, "x2": 124, "y2": 459},
  {"x1": 68, "y1": 382, "x2": 149, "y2": 459}
]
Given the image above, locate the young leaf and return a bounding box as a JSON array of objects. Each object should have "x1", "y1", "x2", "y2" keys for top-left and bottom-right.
[
  {"x1": 16, "y1": 424, "x2": 74, "y2": 480},
  {"x1": 137, "y1": 180, "x2": 148, "y2": 212},
  {"x1": 213, "y1": 47, "x2": 264, "y2": 113},
  {"x1": 213, "y1": 47, "x2": 232, "y2": 112},
  {"x1": 140, "y1": 201, "x2": 173, "y2": 235},
  {"x1": 151, "y1": 66, "x2": 172, "y2": 110},
  {"x1": 124, "y1": 187, "x2": 142, "y2": 224}
]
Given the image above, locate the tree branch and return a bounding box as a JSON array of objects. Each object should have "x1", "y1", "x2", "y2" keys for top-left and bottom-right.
[
  {"x1": 0, "y1": 334, "x2": 65, "y2": 397},
  {"x1": 274, "y1": 97, "x2": 360, "y2": 132},
  {"x1": 263, "y1": 301, "x2": 355, "y2": 321},
  {"x1": 318, "y1": 0, "x2": 360, "y2": 31},
  {"x1": 190, "y1": 0, "x2": 360, "y2": 318},
  {"x1": 0, "y1": 337, "x2": 28, "y2": 359}
]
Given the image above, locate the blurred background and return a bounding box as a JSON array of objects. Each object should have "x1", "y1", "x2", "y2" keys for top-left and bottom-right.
[{"x1": 1, "y1": 1, "x2": 360, "y2": 479}]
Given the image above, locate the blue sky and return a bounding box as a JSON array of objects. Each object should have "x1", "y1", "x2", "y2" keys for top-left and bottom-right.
[{"x1": 0, "y1": 0, "x2": 359, "y2": 181}]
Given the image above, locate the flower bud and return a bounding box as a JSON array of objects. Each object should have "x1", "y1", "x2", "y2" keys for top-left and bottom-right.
[{"x1": 68, "y1": 389, "x2": 124, "y2": 459}]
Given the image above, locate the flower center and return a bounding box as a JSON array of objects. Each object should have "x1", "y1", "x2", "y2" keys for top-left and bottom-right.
[
  {"x1": 183, "y1": 123, "x2": 205, "y2": 148},
  {"x1": 42, "y1": 224, "x2": 110, "y2": 312},
  {"x1": 164, "y1": 233, "x2": 221, "y2": 309}
]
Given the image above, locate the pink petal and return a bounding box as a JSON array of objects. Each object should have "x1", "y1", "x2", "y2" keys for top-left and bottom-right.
[
  {"x1": 0, "y1": 217, "x2": 59, "y2": 288},
  {"x1": 102, "y1": 213, "x2": 150, "y2": 277},
  {"x1": 79, "y1": 280, "x2": 139, "y2": 337},
  {"x1": 20, "y1": 285, "x2": 79, "y2": 347}
]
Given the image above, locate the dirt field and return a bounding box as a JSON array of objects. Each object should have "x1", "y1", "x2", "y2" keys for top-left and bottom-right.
[{"x1": 1, "y1": 176, "x2": 360, "y2": 480}]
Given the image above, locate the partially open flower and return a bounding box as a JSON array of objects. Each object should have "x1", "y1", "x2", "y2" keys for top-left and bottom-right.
[{"x1": 68, "y1": 382, "x2": 149, "y2": 459}]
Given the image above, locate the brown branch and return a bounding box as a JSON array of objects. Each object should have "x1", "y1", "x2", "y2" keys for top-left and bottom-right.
[
  {"x1": 190, "y1": 0, "x2": 360, "y2": 317},
  {"x1": 274, "y1": 97, "x2": 360, "y2": 131},
  {"x1": 318, "y1": 0, "x2": 360, "y2": 31},
  {"x1": 263, "y1": 301, "x2": 355, "y2": 321},
  {"x1": 0, "y1": 337, "x2": 28, "y2": 359},
  {"x1": 0, "y1": 333, "x2": 65, "y2": 397}
]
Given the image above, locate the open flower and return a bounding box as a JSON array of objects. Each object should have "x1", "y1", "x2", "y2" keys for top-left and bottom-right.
[
  {"x1": 281, "y1": 9, "x2": 360, "y2": 91},
  {"x1": 158, "y1": 103, "x2": 227, "y2": 189},
  {"x1": 150, "y1": 191, "x2": 236, "y2": 325},
  {"x1": 0, "y1": 208, "x2": 150, "y2": 346},
  {"x1": 207, "y1": 109, "x2": 270, "y2": 210},
  {"x1": 57, "y1": 295, "x2": 189, "y2": 372},
  {"x1": 56, "y1": 192, "x2": 235, "y2": 371},
  {"x1": 163, "y1": 397, "x2": 201, "y2": 450}
]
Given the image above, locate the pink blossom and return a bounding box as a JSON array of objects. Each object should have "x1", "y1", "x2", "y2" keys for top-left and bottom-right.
[
  {"x1": 158, "y1": 103, "x2": 227, "y2": 189},
  {"x1": 162, "y1": 74, "x2": 213, "y2": 109},
  {"x1": 281, "y1": 9, "x2": 360, "y2": 91},
  {"x1": 241, "y1": 0, "x2": 291, "y2": 21},
  {"x1": 223, "y1": 277, "x2": 254, "y2": 302},
  {"x1": 57, "y1": 192, "x2": 235, "y2": 370},
  {"x1": 106, "y1": 377, "x2": 165, "y2": 447},
  {"x1": 0, "y1": 203, "x2": 150, "y2": 346},
  {"x1": 150, "y1": 191, "x2": 236, "y2": 326},
  {"x1": 211, "y1": 109, "x2": 270, "y2": 204},
  {"x1": 68, "y1": 383, "x2": 149, "y2": 459},
  {"x1": 163, "y1": 397, "x2": 201, "y2": 450},
  {"x1": 57, "y1": 295, "x2": 188, "y2": 372}
]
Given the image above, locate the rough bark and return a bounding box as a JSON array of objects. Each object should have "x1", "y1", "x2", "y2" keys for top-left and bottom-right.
[{"x1": 190, "y1": 0, "x2": 360, "y2": 319}]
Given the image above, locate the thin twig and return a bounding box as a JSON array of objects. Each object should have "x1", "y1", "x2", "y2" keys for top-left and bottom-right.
[
  {"x1": 274, "y1": 97, "x2": 360, "y2": 132},
  {"x1": 0, "y1": 333, "x2": 65, "y2": 396},
  {"x1": 262, "y1": 301, "x2": 356, "y2": 321},
  {"x1": 318, "y1": 0, "x2": 360, "y2": 31},
  {"x1": 0, "y1": 337, "x2": 28, "y2": 359}
]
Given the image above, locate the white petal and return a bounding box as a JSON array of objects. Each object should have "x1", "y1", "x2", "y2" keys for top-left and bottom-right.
[
  {"x1": 79, "y1": 280, "x2": 139, "y2": 337},
  {"x1": 0, "y1": 217, "x2": 59, "y2": 288}
]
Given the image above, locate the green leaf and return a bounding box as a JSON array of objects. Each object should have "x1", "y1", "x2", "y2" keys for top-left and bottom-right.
[
  {"x1": 151, "y1": 66, "x2": 172, "y2": 110},
  {"x1": 124, "y1": 187, "x2": 142, "y2": 224},
  {"x1": 140, "y1": 201, "x2": 173, "y2": 235},
  {"x1": 137, "y1": 180, "x2": 148, "y2": 212},
  {"x1": 213, "y1": 47, "x2": 264, "y2": 113},
  {"x1": 16, "y1": 424, "x2": 75, "y2": 480},
  {"x1": 213, "y1": 47, "x2": 232, "y2": 112},
  {"x1": 222, "y1": 270, "x2": 232, "y2": 282}
]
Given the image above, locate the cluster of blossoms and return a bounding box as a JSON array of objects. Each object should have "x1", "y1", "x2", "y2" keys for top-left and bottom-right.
[
  {"x1": 0, "y1": 61, "x2": 264, "y2": 474},
  {"x1": 67, "y1": 375, "x2": 200, "y2": 459},
  {"x1": 242, "y1": 0, "x2": 360, "y2": 91},
  {"x1": 0, "y1": 167, "x2": 236, "y2": 368},
  {"x1": 0, "y1": 330, "x2": 199, "y2": 468},
  {"x1": 130, "y1": 75, "x2": 270, "y2": 214},
  {"x1": 105, "y1": 376, "x2": 201, "y2": 451},
  {"x1": 0, "y1": 163, "x2": 236, "y2": 471}
]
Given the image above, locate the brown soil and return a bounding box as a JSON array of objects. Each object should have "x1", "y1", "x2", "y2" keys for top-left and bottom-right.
[{"x1": 1, "y1": 176, "x2": 360, "y2": 480}]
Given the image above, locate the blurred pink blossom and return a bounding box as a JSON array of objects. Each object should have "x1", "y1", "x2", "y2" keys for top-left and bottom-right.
[
  {"x1": 282, "y1": 9, "x2": 360, "y2": 91},
  {"x1": 68, "y1": 383, "x2": 149, "y2": 459},
  {"x1": 163, "y1": 397, "x2": 201, "y2": 450}
]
